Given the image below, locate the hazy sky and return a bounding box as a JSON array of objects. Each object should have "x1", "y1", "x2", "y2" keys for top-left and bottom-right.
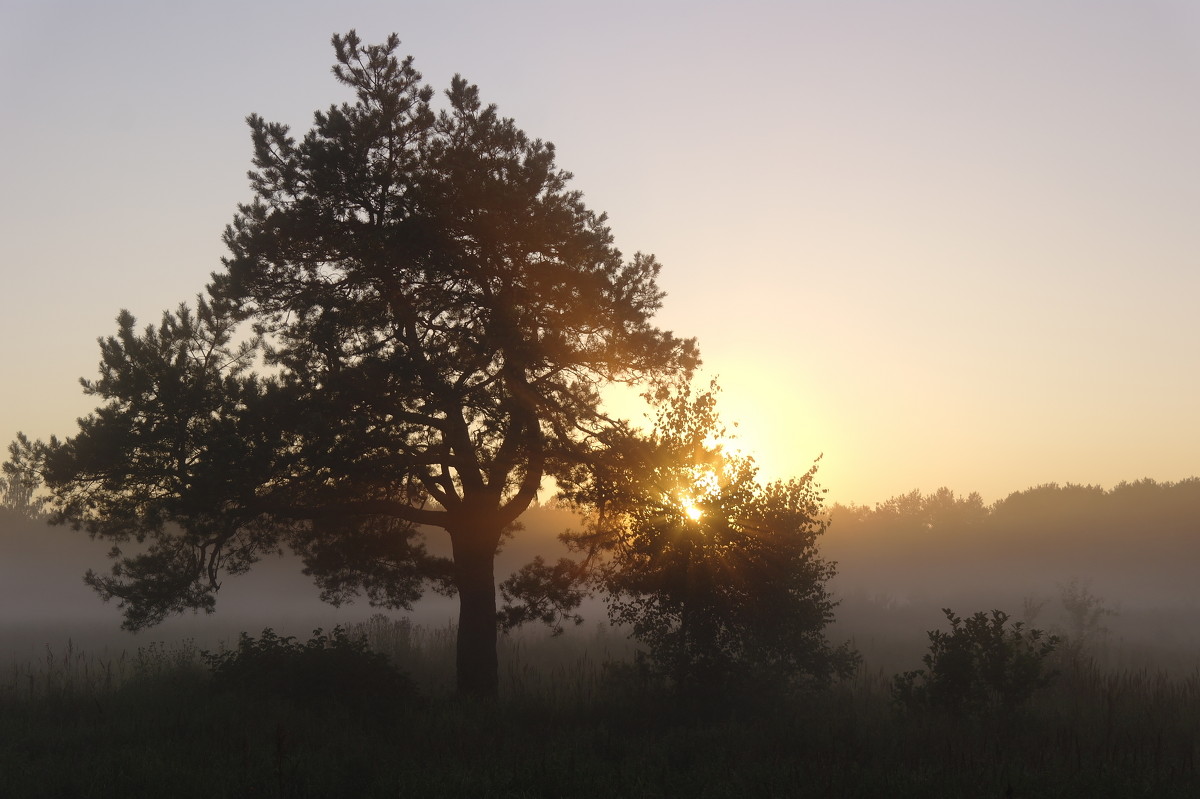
[{"x1": 3, "y1": 1, "x2": 1198, "y2": 506}]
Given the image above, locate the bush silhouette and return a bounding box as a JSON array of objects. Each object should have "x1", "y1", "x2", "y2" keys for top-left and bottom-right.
[
  {"x1": 893, "y1": 608, "x2": 1058, "y2": 717},
  {"x1": 203, "y1": 627, "x2": 416, "y2": 711},
  {"x1": 1057, "y1": 578, "x2": 1117, "y2": 664}
]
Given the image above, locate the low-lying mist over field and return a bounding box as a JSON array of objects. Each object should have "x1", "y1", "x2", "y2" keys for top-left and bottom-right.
[
  {"x1": 0, "y1": 503, "x2": 588, "y2": 661},
  {"x1": 5, "y1": 480, "x2": 1200, "y2": 797},
  {"x1": 824, "y1": 479, "x2": 1200, "y2": 672},
  {"x1": 4, "y1": 478, "x2": 1199, "y2": 674}
]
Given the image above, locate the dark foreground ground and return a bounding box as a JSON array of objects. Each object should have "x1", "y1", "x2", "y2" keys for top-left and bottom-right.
[{"x1": 1, "y1": 617, "x2": 1198, "y2": 798}]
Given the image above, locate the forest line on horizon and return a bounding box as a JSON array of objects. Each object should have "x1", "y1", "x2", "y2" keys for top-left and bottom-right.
[
  {"x1": 6, "y1": 474, "x2": 1198, "y2": 616},
  {"x1": 821, "y1": 477, "x2": 1200, "y2": 603}
]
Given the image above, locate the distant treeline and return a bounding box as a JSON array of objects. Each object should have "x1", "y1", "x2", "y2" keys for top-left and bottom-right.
[
  {"x1": 6, "y1": 479, "x2": 1199, "y2": 624},
  {"x1": 824, "y1": 479, "x2": 1200, "y2": 604}
]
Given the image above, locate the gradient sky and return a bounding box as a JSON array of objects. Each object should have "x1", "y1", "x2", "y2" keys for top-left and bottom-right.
[{"x1": 3, "y1": 1, "x2": 1198, "y2": 506}]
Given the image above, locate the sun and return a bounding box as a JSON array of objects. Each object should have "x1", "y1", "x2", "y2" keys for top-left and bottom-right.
[
  {"x1": 681, "y1": 497, "x2": 704, "y2": 521},
  {"x1": 672, "y1": 462, "x2": 726, "y2": 524}
]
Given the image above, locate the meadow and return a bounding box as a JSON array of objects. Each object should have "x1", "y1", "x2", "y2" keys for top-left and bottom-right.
[{"x1": 2, "y1": 613, "x2": 1198, "y2": 798}]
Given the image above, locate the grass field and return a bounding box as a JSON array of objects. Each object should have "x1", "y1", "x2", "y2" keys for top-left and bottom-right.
[{"x1": 1, "y1": 615, "x2": 1198, "y2": 798}]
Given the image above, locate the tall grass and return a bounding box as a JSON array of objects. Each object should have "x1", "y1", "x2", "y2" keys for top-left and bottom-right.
[
  {"x1": 1, "y1": 618, "x2": 1198, "y2": 797},
  {"x1": 342, "y1": 614, "x2": 639, "y2": 707},
  {"x1": 2, "y1": 637, "x2": 203, "y2": 702}
]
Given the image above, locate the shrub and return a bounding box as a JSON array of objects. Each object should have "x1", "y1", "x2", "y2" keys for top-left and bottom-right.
[
  {"x1": 893, "y1": 608, "x2": 1058, "y2": 717},
  {"x1": 1057, "y1": 578, "x2": 1117, "y2": 664},
  {"x1": 202, "y1": 627, "x2": 417, "y2": 711}
]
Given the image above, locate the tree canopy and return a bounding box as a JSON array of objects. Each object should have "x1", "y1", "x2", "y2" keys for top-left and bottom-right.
[{"x1": 16, "y1": 31, "x2": 698, "y2": 696}]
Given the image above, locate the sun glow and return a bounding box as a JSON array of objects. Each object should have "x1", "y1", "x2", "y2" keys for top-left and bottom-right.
[
  {"x1": 676, "y1": 465, "x2": 722, "y2": 523},
  {"x1": 682, "y1": 498, "x2": 704, "y2": 521}
]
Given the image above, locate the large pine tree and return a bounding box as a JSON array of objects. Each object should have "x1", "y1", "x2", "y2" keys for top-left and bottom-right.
[{"x1": 31, "y1": 32, "x2": 697, "y2": 697}]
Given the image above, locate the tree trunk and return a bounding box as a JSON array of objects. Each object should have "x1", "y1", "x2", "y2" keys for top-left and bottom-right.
[{"x1": 451, "y1": 529, "x2": 500, "y2": 698}]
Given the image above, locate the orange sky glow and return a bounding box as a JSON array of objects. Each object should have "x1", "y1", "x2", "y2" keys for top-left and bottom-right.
[{"x1": 2, "y1": 1, "x2": 1198, "y2": 507}]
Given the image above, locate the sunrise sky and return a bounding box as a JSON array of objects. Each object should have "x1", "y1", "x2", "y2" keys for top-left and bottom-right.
[{"x1": 3, "y1": 1, "x2": 1198, "y2": 507}]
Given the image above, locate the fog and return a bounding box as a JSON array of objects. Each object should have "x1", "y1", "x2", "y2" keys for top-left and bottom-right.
[
  {"x1": 823, "y1": 480, "x2": 1200, "y2": 673},
  {"x1": 4, "y1": 479, "x2": 1199, "y2": 673},
  {"x1": 0, "y1": 504, "x2": 583, "y2": 661}
]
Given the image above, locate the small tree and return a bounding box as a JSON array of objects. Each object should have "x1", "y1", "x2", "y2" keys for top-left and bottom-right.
[
  {"x1": 893, "y1": 608, "x2": 1059, "y2": 718},
  {"x1": 1, "y1": 434, "x2": 43, "y2": 518},
  {"x1": 506, "y1": 384, "x2": 858, "y2": 697},
  {"x1": 1057, "y1": 578, "x2": 1116, "y2": 664}
]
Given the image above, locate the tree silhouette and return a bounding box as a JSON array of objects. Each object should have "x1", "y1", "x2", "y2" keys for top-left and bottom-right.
[
  {"x1": 1, "y1": 434, "x2": 43, "y2": 518},
  {"x1": 15, "y1": 32, "x2": 697, "y2": 697},
  {"x1": 506, "y1": 385, "x2": 857, "y2": 697}
]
